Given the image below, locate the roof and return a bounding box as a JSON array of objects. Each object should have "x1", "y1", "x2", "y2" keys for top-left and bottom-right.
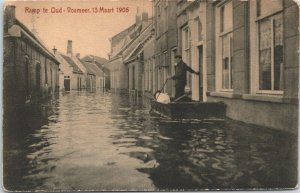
[
  {"x1": 110, "y1": 24, "x2": 136, "y2": 46},
  {"x1": 81, "y1": 60, "x2": 104, "y2": 76},
  {"x1": 80, "y1": 60, "x2": 95, "y2": 75},
  {"x1": 81, "y1": 55, "x2": 110, "y2": 74},
  {"x1": 123, "y1": 22, "x2": 153, "y2": 63},
  {"x1": 61, "y1": 55, "x2": 83, "y2": 74},
  {"x1": 15, "y1": 19, "x2": 59, "y2": 64},
  {"x1": 81, "y1": 55, "x2": 108, "y2": 65},
  {"x1": 109, "y1": 18, "x2": 153, "y2": 60},
  {"x1": 94, "y1": 61, "x2": 110, "y2": 75}
]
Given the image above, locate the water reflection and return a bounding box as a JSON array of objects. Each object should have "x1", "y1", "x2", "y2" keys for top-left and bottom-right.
[{"x1": 3, "y1": 92, "x2": 297, "y2": 191}]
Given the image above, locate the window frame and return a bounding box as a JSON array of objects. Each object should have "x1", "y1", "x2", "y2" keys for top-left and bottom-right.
[
  {"x1": 182, "y1": 25, "x2": 192, "y2": 89},
  {"x1": 216, "y1": 0, "x2": 233, "y2": 92},
  {"x1": 255, "y1": 0, "x2": 284, "y2": 95}
]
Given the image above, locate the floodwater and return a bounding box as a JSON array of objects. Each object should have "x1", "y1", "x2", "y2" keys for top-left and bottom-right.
[{"x1": 3, "y1": 92, "x2": 297, "y2": 191}]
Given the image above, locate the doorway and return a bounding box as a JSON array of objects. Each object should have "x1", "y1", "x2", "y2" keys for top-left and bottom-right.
[
  {"x1": 64, "y1": 76, "x2": 70, "y2": 91},
  {"x1": 36, "y1": 63, "x2": 41, "y2": 92},
  {"x1": 198, "y1": 46, "x2": 203, "y2": 101}
]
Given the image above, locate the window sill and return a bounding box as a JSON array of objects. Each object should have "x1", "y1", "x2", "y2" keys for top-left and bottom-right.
[
  {"x1": 255, "y1": 9, "x2": 283, "y2": 22},
  {"x1": 208, "y1": 92, "x2": 297, "y2": 104},
  {"x1": 209, "y1": 91, "x2": 235, "y2": 99},
  {"x1": 242, "y1": 94, "x2": 283, "y2": 103},
  {"x1": 219, "y1": 29, "x2": 233, "y2": 37}
]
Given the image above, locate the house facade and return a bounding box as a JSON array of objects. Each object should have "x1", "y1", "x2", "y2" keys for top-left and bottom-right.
[
  {"x1": 106, "y1": 0, "x2": 298, "y2": 133},
  {"x1": 81, "y1": 59, "x2": 106, "y2": 92},
  {"x1": 55, "y1": 52, "x2": 85, "y2": 91},
  {"x1": 205, "y1": 0, "x2": 299, "y2": 133},
  {"x1": 143, "y1": 29, "x2": 155, "y2": 96},
  {"x1": 53, "y1": 49, "x2": 76, "y2": 91},
  {"x1": 4, "y1": 5, "x2": 60, "y2": 109},
  {"x1": 54, "y1": 40, "x2": 88, "y2": 91},
  {"x1": 153, "y1": 0, "x2": 178, "y2": 96},
  {"x1": 107, "y1": 11, "x2": 152, "y2": 94},
  {"x1": 123, "y1": 21, "x2": 153, "y2": 96},
  {"x1": 174, "y1": 0, "x2": 298, "y2": 133},
  {"x1": 177, "y1": 0, "x2": 209, "y2": 101},
  {"x1": 81, "y1": 55, "x2": 109, "y2": 91}
]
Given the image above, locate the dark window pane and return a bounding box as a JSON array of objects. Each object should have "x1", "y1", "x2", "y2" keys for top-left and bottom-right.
[
  {"x1": 259, "y1": 49, "x2": 272, "y2": 90},
  {"x1": 259, "y1": 18, "x2": 271, "y2": 90},
  {"x1": 273, "y1": 14, "x2": 283, "y2": 90}
]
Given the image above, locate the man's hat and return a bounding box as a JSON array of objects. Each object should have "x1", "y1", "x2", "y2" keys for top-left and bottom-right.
[{"x1": 175, "y1": 54, "x2": 182, "y2": 59}]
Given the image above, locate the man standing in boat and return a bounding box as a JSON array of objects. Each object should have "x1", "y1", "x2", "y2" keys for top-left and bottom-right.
[{"x1": 170, "y1": 55, "x2": 199, "y2": 100}]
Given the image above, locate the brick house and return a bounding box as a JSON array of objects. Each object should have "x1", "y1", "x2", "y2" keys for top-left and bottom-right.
[
  {"x1": 153, "y1": 0, "x2": 178, "y2": 96},
  {"x1": 4, "y1": 5, "x2": 60, "y2": 108}
]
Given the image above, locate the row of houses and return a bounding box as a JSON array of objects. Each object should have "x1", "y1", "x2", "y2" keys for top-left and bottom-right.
[
  {"x1": 52, "y1": 40, "x2": 109, "y2": 92},
  {"x1": 4, "y1": 5, "x2": 109, "y2": 116},
  {"x1": 107, "y1": 0, "x2": 299, "y2": 133}
]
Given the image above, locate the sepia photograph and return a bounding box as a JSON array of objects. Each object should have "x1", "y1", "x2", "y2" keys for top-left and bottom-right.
[{"x1": 2, "y1": 0, "x2": 299, "y2": 191}]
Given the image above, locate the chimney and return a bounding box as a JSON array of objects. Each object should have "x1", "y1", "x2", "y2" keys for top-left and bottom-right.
[
  {"x1": 53, "y1": 46, "x2": 57, "y2": 54},
  {"x1": 135, "y1": 7, "x2": 141, "y2": 24},
  {"x1": 4, "y1": 5, "x2": 16, "y2": 32},
  {"x1": 67, "y1": 40, "x2": 73, "y2": 56},
  {"x1": 142, "y1": 12, "x2": 148, "y2": 22},
  {"x1": 76, "y1": 53, "x2": 80, "y2": 59}
]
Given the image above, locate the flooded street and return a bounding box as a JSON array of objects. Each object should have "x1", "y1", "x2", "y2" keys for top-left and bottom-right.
[{"x1": 3, "y1": 92, "x2": 297, "y2": 191}]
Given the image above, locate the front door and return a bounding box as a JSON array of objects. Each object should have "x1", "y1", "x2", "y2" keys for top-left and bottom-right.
[
  {"x1": 64, "y1": 78, "x2": 70, "y2": 91},
  {"x1": 198, "y1": 46, "x2": 203, "y2": 101}
]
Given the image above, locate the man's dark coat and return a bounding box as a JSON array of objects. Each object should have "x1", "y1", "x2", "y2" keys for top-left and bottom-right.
[{"x1": 172, "y1": 60, "x2": 197, "y2": 98}]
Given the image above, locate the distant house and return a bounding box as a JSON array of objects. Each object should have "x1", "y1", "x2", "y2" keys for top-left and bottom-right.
[
  {"x1": 141, "y1": 26, "x2": 155, "y2": 96},
  {"x1": 107, "y1": 11, "x2": 152, "y2": 94},
  {"x1": 60, "y1": 54, "x2": 85, "y2": 91},
  {"x1": 53, "y1": 40, "x2": 89, "y2": 91},
  {"x1": 123, "y1": 21, "x2": 154, "y2": 96},
  {"x1": 81, "y1": 55, "x2": 109, "y2": 90},
  {"x1": 153, "y1": 0, "x2": 178, "y2": 97},
  {"x1": 81, "y1": 59, "x2": 106, "y2": 91},
  {"x1": 81, "y1": 58, "x2": 96, "y2": 91},
  {"x1": 4, "y1": 5, "x2": 60, "y2": 110}
]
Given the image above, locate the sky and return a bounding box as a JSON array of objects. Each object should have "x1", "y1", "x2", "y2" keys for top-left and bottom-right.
[{"x1": 5, "y1": 0, "x2": 153, "y2": 59}]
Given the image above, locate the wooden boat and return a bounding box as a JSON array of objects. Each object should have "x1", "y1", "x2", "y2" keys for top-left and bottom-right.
[{"x1": 150, "y1": 100, "x2": 226, "y2": 120}]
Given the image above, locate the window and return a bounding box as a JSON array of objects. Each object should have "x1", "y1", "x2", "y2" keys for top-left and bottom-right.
[
  {"x1": 45, "y1": 58, "x2": 48, "y2": 84},
  {"x1": 163, "y1": 52, "x2": 170, "y2": 74},
  {"x1": 155, "y1": 3, "x2": 161, "y2": 37},
  {"x1": 220, "y1": 2, "x2": 233, "y2": 33},
  {"x1": 149, "y1": 59, "x2": 153, "y2": 92},
  {"x1": 146, "y1": 60, "x2": 150, "y2": 91},
  {"x1": 35, "y1": 63, "x2": 41, "y2": 91},
  {"x1": 221, "y1": 33, "x2": 233, "y2": 89},
  {"x1": 157, "y1": 3, "x2": 161, "y2": 16},
  {"x1": 25, "y1": 57, "x2": 30, "y2": 97},
  {"x1": 182, "y1": 27, "x2": 191, "y2": 62},
  {"x1": 257, "y1": 0, "x2": 282, "y2": 17},
  {"x1": 219, "y1": 1, "x2": 233, "y2": 90},
  {"x1": 220, "y1": 6, "x2": 225, "y2": 32},
  {"x1": 182, "y1": 26, "x2": 192, "y2": 88},
  {"x1": 257, "y1": 2, "x2": 283, "y2": 91},
  {"x1": 132, "y1": 66, "x2": 135, "y2": 90},
  {"x1": 195, "y1": 17, "x2": 203, "y2": 42}
]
